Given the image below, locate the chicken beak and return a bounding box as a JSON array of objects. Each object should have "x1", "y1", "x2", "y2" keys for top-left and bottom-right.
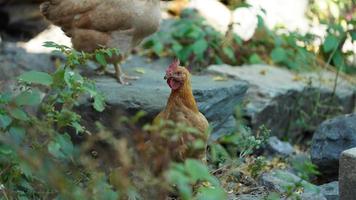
[{"x1": 164, "y1": 75, "x2": 168, "y2": 80}]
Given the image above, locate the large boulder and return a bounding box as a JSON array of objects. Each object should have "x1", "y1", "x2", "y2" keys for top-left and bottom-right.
[
  {"x1": 208, "y1": 64, "x2": 355, "y2": 142},
  {"x1": 311, "y1": 114, "x2": 356, "y2": 180}
]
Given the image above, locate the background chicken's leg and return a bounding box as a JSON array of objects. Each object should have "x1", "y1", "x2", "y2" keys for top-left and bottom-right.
[
  {"x1": 95, "y1": 65, "x2": 107, "y2": 75},
  {"x1": 114, "y1": 63, "x2": 140, "y2": 85}
]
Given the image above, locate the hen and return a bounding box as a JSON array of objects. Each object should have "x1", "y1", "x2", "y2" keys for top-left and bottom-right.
[
  {"x1": 154, "y1": 59, "x2": 209, "y2": 161},
  {"x1": 40, "y1": 0, "x2": 161, "y2": 84}
]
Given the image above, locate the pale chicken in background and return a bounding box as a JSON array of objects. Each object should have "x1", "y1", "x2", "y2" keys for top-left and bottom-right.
[{"x1": 40, "y1": 0, "x2": 161, "y2": 84}]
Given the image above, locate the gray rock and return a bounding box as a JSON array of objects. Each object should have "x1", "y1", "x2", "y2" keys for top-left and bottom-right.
[
  {"x1": 267, "y1": 136, "x2": 294, "y2": 156},
  {"x1": 208, "y1": 64, "x2": 356, "y2": 142},
  {"x1": 0, "y1": 42, "x2": 56, "y2": 91},
  {"x1": 259, "y1": 170, "x2": 325, "y2": 200},
  {"x1": 300, "y1": 192, "x2": 327, "y2": 200},
  {"x1": 339, "y1": 148, "x2": 356, "y2": 200},
  {"x1": 79, "y1": 56, "x2": 248, "y2": 139},
  {"x1": 311, "y1": 114, "x2": 356, "y2": 178},
  {"x1": 319, "y1": 181, "x2": 339, "y2": 200}
]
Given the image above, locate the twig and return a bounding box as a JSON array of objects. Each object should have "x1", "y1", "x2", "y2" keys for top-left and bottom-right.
[
  {"x1": 326, "y1": 44, "x2": 340, "y2": 98},
  {"x1": 1, "y1": 189, "x2": 10, "y2": 200}
]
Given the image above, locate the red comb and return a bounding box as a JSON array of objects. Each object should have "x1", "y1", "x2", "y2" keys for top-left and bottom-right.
[{"x1": 167, "y1": 59, "x2": 180, "y2": 73}]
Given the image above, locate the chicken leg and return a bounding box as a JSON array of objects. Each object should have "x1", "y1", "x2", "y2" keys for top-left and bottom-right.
[
  {"x1": 95, "y1": 63, "x2": 139, "y2": 85},
  {"x1": 114, "y1": 63, "x2": 140, "y2": 85}
]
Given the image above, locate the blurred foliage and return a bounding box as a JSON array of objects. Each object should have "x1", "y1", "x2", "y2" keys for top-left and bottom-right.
[
  {"x1": 143, "y1": 9, "x2": 240, "y2": 70},
  {"x1": 144, "y1": 1, "x2": 356, "y2": 74}
]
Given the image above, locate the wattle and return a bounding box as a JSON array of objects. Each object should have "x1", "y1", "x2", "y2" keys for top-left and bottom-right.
[{"x1": 167, "y1": 79, "x2": 181, "y2": 90}]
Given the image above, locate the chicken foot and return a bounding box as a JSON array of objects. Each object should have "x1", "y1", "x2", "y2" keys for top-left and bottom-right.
[
  {"x1": 114, "y1": 63, "x2": 140, "y2": 85},
  {"x1": 94, "y1": 64, "x2": 139, "y2": 85}
]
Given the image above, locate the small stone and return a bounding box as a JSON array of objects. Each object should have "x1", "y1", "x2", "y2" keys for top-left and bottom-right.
[
  {"x1": 339, "y1": 148, "x2": 356, "y2": 200},
  {"x1": 318, "y1": 181, "x2": 339, "y2": 200},
  {"x1": 267, "y1": 136, "x2": 294, "y2": 156}
]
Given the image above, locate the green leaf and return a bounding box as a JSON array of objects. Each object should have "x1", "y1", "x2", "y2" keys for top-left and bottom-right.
[
  {"x1": 91, "y1": 175, "x2": 119, "y2": 200},
  {"x1": 48, "y1": 141, "x2": 63, "y2": 158},
  {"x1": 177, "y1": 47, "x2": 193, "y2": 62},
  {"x1": 71, "y1": 122, "x2": 84, "y2": 134},
  {"x1": 223, "y1": 47, "x2": 236, "y2": 62},
  {"x1": 106, "y1": 49, "x2": 113, "y2": 58},
  {"x1": 0, "y1": 114, "x2": 12, "y2": 128},
  {"x1": 0, "y1": 145, "x2": 13, "y2": 155},
  {"x1": 18, "y1": 71, "x2": 53, "y2": 86},
  {"x1": 271, "y1": 47, "x2": 287, "y2": 63},
  {"x1": 8, "y1": 126, "x2": 26, "y2": 145},
  {"x1": 48, "y1": 133, "x2": 74, "y2": 159},
  {"x1": 167, "y1": 169, "x2": 192, "y2": 200},
  {"x1": 332, "y1": 50, "x2": 345, "y2": 68},
  {"x1": 15, "y1": 90, "x2": 42, "y2": 106},
  {"x1": 95, "y1": 53, "x2": 107, "y2": 66},
  {"x1": 0, "y1": 92, "x2": 12, "y2": 104},
  {"x1": 193, "y1": 39, "x2": 208, "y2": 59},
  {"x1": 185, "y1": 159, "x2": 210, "y2": 182},
  {"x1": 197, "y1": 187, "x2": 226, "y2": 200},
  {"x1": 187, "y1": 28, "x2": 203, "y2": 39},
  {"x1": 43, "y1": 41, "x2": 70, "y2": 50},
  {"x1": 93, "y1": 94, "x2": 105, "y2": 112},
  {"x1": 172, "y1": 41, "x2": 183, "y2": 54},
  {"x1": 153, "y1": 41, "x2": 164, "y2": 55},
  {"x1": 350, "y1": 31, "x2": 356, "y2": 41},
  {"x1": 249, "y1": 53, "x2": 263, "y2": 64},
  {"x1": 266, "y1": 192, "x2": 280, "y2": 200},
  {"x1": 19, "y1": 161, "x2": 33, "y2": 178},
  {"x1": 323, "y1": 35, "x2": 339, "y2": 53},
  {"x1": 210, "y1": 143, "x2": 231, "y2": 163},
  {"x1": 43, "y1": 41, "x2": 57, "y2": 48},
  {"x1": 9, "y1": 108, "x2": 29, "y2": 121}
]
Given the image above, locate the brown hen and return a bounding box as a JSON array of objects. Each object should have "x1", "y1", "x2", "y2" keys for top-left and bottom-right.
[
  {"x1": 40, "y1": 0, "x2": 161, "y2": 84},
  {"x1": 154, "y1": 59, "x2": 209, "y2": 162}
]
